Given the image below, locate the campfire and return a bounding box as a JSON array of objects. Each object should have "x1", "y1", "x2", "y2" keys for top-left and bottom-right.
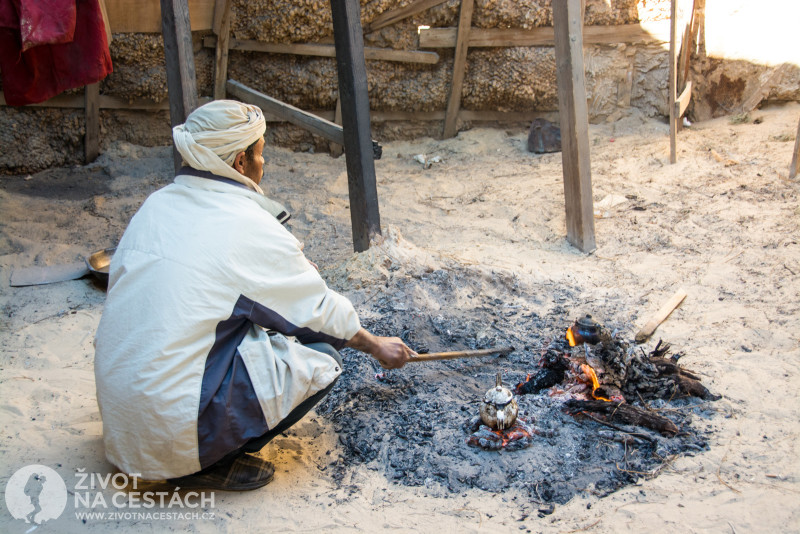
[
  {"x1": 318, "y1": 276, "x2": 719, "y2": 504},
  {"x1": 513, "y1": 315, "x2": 719, "y2": 438}
]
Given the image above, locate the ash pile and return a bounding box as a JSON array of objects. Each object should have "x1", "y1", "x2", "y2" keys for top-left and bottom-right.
[{"x1": 317, "y1": 268, "x2": 717, "y2": 505}]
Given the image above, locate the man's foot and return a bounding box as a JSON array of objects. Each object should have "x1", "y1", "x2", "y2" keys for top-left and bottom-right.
[{"x1": 167, "y1": 453, "x2": 275, "y2": 491}]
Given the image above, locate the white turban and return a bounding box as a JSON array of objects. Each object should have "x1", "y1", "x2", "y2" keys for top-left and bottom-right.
[{"x1": 173, "y1": 100, "x2": 266, "y2": 193}]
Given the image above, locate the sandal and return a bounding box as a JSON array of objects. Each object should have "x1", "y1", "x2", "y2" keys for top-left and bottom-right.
[{"x1": 167, "y1": 453, "x2": 275, "y2": 491}]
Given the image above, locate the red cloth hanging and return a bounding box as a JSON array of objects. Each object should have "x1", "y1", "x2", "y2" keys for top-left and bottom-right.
[{"x1": 0, "y1": 0, "x2": 112, "y2": 106}]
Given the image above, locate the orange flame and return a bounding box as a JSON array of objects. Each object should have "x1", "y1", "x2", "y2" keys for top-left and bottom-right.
[
  {"x1": 566, "y1": 326, "x2": 577, "y2": 347},
  {"x1": 579, "y1": 363, "x2": 611, "y2": 402}
]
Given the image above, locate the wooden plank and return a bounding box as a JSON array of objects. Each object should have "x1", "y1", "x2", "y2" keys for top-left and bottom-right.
[
  {"x1": 419, "y1": 22, "x2": 670, "y2": 48},
  {"x1": 203, "y1": 36, "x2": 439, "y2": 64},
  {"x1": 104, "y1": 0, "x2": 214, "y2": 33},
  {"x1": 668, "y1": 0, "x2": 677, "y2": 164},
  {"x1": 329, "y1": 98, "x2": 344, "y2": 157},
  {"x1": 553, "y1": 0, "x2": 595, "y2": 253},
  {"x1": 675, "y1": 79, "x2": 692, "y2": 117},
  {"x1": 0, "y1": 92, "x2": 211, "y2": 110},
  {"x1": 442, "y1": 0, "x2": 474, "y2": 139},
  {"x1": 330, "y1": 0, "x2": 382, "y2": 252},
  {"x1": 740, "y1": 63, "x2": 791, "y2": 114},
  {"x1": 161, "y1": 0, "x2": 199, "y2": 172},
  {"x1": 84, "y1": 84, "x2": 100, "y2": 163},
  {"x1": 677, "y1": 0, "x2": 696, "y2": 91},
  {"x1": 227, "y1": 80, "x2": 346, "y2": 144},
  {"x1": 2, "y1": 92, "x2": 555, "y2": 123},
  {"x1": 363, "y1": 0, "x2": 449, "y2": 33},
  {"x1": 791, "y1": 116, "x2": 800, "y2": 180},
  {"x1": 635, "y1": 288, "x2": 688, "y2": 344},
  {"x1": 98, "y1": 0, "x2": 113, "y2": 43},
  {"x1": 212, "y1": 0, "x2": 233, "y2": 99}
]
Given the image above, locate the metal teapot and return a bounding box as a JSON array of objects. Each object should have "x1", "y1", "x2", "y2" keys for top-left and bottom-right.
[{"x1": 480, "y1": 373, "x2": 518, "y2": 430}]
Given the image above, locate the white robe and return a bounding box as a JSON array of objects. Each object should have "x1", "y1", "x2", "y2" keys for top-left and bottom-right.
[{"x1": 94, "y1": 169, "x2": 360, "y2": 480}]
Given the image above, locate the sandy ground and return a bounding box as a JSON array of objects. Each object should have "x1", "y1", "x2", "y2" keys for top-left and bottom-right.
[{"x1": 1, "y1": 103, "x2": 799, "y2": 533}]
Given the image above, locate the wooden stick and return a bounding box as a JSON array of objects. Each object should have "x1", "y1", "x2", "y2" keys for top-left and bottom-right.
[
  {"x1": 668, "y1": 0, "x2": 677, "y2": 164},
  {"x1": 409, "y1": 346, "x2": 514, "y2": 362},
  {"x1": 203, "y1": 36, "x2": 439, "y2": 64},
  {"x1": 418, "y1": 22, "x2": 670, "y2": 48},
  {"x1": 635, "y1": 288, "x2": 688, "y2": 344},
  {"x1": 84, "y1": 83, "x2": 100, "y2": 163},
  {"x1": 791, "y1": 115, "x2": 800, "y2": 180},
  {"x1": 442, "y1": 0, "x2": 474, "y2": 139},
  {"x1": 363, "y1": 0, "x2": 449, "y2": 34}
]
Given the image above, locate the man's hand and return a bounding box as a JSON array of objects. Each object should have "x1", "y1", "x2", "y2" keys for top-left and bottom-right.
[{"x1": 345, "y1": 328, "x2": 415, "y2": 369}]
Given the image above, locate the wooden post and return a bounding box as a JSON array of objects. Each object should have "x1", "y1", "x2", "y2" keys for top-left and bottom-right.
[
  {"x1": 791, "y1": 116, "x2": 800, "y2": 180},
  {"x1": 84, "y1": 83, "x2": 100, "y2": 163},
  {"x1": 553, "y1": 0, "x2": 596, "y2": 253},
  {"x1": 212, "y1": 0, "x2": 233, "y2": 100},
  {"x1": 160, "y1": 0, "x2": 199, "y2": 173},
  {"x1": 442, "y1": 0, "x2": 474, "y2": 139},
  {"x1": 668, "y1": 0, "x2": 678, "y2": 163},
  {"x1": 329, "y1": 0, "x2": 382, "y2": 252}
]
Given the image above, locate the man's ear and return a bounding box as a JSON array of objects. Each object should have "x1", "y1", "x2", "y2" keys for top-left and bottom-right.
[{"x1": 233, "y1": 151, "x2": 246, "y2": 173}]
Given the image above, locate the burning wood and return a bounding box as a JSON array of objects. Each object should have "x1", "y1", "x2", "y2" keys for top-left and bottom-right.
[{"x1": 515, "y1": 317, "x2": 719, "y2": 437}]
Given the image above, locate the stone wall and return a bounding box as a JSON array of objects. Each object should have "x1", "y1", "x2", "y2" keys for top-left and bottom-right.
[{"x1": 1, "y1": 0, "x2": 797, "y2": 174}]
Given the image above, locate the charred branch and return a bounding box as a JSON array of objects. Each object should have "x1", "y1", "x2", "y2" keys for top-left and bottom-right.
[{"x1": 564, "y1": 400, "x2": 679, "y2": 436}]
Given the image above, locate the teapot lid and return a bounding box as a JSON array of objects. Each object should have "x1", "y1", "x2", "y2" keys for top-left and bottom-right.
[{"x1": 484, "y1": 372, "x2": 514, "y2": 405}]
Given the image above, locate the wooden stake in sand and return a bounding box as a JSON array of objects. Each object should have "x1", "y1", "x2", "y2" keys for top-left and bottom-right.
[{"x1": 635, "y1": 288, "x2": 688, "y2": 344}]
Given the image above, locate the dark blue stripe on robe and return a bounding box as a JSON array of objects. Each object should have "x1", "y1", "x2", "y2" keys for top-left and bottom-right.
[{"x1": 197, "y1": 294, "x2": 347, "y2": 469}]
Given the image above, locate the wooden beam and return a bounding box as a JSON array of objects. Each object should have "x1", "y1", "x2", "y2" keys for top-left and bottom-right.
[
  {"x1": 668, "y1": 0, "x2": 678, "y2": 164},
  {"x1": 227, "y1": 80, "x2": 347, "y2": 144},
  {"x1": 363, "y1": 0, "x2": 449, "y2": 33},
  {"x1": 203, "y1": 36, "x2": 439, "y2": 64},
  {"x1": 791, "y1": 115, "x2": 800, "y2": 180},
  {"x1": 442, "y1": 0, "x2": 474, "y2": 139},
  {"x1": 160, "y1": 0, "x2": 199, "y2": 172},
  {"x1": 0, "y1": 92, "x2": 211, "y2": 110},
  {"x1": 84, "y1": 84, "x2": 100, "y2": 163},
  {"x1": 675, "y1": 79, "x2": 692, "y2": 117},
  {"x1": 418, "y1": 22, "x2": 670, "y2": 48},
  {"x1": 104, "y1": 0, "x2": 214, "y2": 33},
  {"x1": 553, "y1": 0, "x2": 595, "y2": 253},
  {"x1": 330, "y1": 0, "x2": 382, "y2": 252},
  {"x1": 2, "y1": 91, "x2": 556, "y2": 123},
  {"x1": 212, "y1": 0, "x2": 233, "y2": 99}
]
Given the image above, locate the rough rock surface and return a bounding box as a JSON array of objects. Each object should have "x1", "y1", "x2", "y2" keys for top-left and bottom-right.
[
  {"x1": 2, "y1": 0, "x2": 797, "y2": 174},
  {"x1": 0, "y1": 108, "x2": 86, "y2": 173}
]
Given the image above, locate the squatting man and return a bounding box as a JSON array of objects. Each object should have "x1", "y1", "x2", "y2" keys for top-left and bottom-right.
[{"x1": 94, "y1": 100, "x2": 415, "y2": 490}]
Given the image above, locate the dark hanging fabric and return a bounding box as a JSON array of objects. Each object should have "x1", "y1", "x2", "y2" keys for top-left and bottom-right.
[{"x1": 0, "y1": 0, "x2": 112, "y2": 106}]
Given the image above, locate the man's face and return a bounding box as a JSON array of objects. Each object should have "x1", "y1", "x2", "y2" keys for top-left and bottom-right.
[{"x1": 242, "y1": 137, "x2": 266, "y2": 185}]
